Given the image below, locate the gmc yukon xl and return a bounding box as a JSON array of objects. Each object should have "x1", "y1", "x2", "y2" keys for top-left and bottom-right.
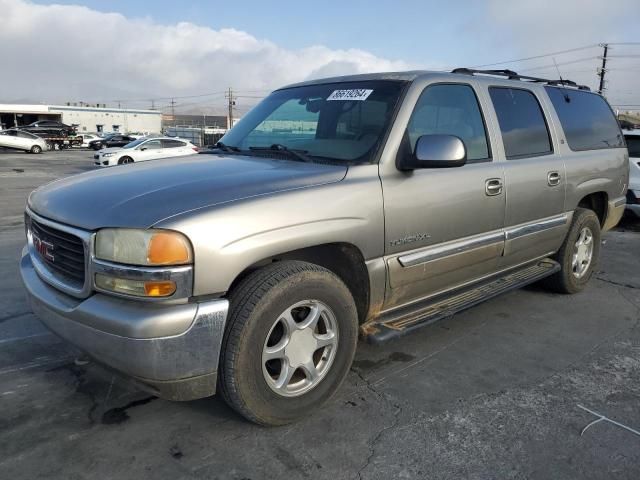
[{"x1": 20, "y1": 69, "x2": 629, "y2": 425}]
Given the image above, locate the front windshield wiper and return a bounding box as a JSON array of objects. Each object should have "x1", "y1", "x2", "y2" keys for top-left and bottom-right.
[
  {"x1": 249, "y1": 144, "x2": 313, "y2": 163},
  {"x1": 213, "y1": 141, "x2": 241, "y2": 152}
]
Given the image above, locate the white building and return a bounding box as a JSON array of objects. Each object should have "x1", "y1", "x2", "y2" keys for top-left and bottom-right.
[{"x1": 0, "y1": 104, "x2": 162, "y2": 134}]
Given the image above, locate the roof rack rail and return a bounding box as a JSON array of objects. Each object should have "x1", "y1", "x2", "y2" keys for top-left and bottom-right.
[{"x1": 451, "y1": 68, "x2": 591, "y2": 91}]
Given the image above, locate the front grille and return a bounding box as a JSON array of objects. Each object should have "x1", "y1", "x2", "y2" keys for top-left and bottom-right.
[{"x1": 30, "y1": 218, "x2": 85, "y2": 287}]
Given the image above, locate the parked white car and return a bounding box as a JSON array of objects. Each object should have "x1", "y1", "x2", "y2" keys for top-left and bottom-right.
[
  {"x1": 624, "y1": 130, "x2": 640, "y2": 217},
  {"x1": 77, "y1": 134, "x2": 102, "y2": 148},
  {"x1": 0, "y1": 129, "x2": 48, "y2": 153},
  {"x1": 93, "y1": 137, "x2": 199, "y2": 166}
]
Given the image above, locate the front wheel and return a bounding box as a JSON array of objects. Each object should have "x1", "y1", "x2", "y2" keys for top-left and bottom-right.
[
  {"x1": 30, "y1": 145, "x2": 42, "y2": 154},
  {"x1": 218, "y1": 260, "x2": 358, "y2": 426},
  {"x1": 118, "y1": 156, "x2": 133, "y2": 165},
  {"x1": 543, "y1": 208, "x2": 601, "y2": 293}
]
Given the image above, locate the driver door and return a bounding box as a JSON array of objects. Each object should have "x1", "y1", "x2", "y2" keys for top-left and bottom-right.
[
  {"x1": 135, "y1": 139, "x2": 163, "y2": 162},
  {"x1": 381, "y1": 82, "x2": 506, "y2": 309}
]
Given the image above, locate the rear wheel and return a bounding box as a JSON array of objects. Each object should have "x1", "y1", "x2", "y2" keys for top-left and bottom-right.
[
  {"x1": 219, "y1": 260, "x2": 358, "y2": 426},
  {"x1": 30, "y1": 145, "x2": 42, "y2": 154},
  {"x1": 543, "y1": 208, "x2": 601, "y2": 293}
]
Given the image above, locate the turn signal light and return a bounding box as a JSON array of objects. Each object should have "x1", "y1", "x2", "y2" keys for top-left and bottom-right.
[
  {"x1": 95, "y1": 274, "x2": 177, "y2": 297},
  {"x1": 147, "y1": 232, "x2": 192, "y2": 265}
]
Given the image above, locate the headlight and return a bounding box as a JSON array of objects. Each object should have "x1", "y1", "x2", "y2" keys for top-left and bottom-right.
[
  {"x1": 95, "y1": 229, "x2": 193, "y2": 266},
  {"x1": 102, "y1": 153, "x2": 115, "y2": 157}
]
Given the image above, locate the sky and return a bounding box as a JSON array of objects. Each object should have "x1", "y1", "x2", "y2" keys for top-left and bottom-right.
[{"x1": 1, "y1": 0, "x2": 639, "y2": 115}]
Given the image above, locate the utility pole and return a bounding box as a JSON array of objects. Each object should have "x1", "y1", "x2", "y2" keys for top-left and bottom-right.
[
  {"x1": 150, "y1": 99, "x2": 155, "y2": 110},
  {"x1": 225, "y1": 87, "x2": 235, "y2": 129},
  {"x1": 598, "y1": 43, "x2": 609, "y2": 95},
  {"x1": 169, "y1": 98, "x2": 177, "y2": 126}
]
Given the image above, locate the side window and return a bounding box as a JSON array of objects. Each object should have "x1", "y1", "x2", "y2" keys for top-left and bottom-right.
[
  {"x1": 161, "y1": 139, "x2": 185, "y2": 148},
  {"x1": 489, "y1": 87, "x2": 552, "y2": 159},
  {"x1": 142, "y1": 139, "x2": 162, "y2": 149},
  {"x1": 545, "y1": 87, "x2": 624, "y2": 151},
  {"x1": 407, "y1": 84, "x2": 490, "y2": 162},
  {"x1": 17, "y1": 131, "x2": 34, "y2": 139}
]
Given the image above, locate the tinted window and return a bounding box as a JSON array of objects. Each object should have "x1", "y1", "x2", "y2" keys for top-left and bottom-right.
[
  {"x1": 407, "y1": 84, "x2": 490, "y2": 161},
  {"x1": 625, "y1": 136, "x2": 640, "y2": 157},
  {"x1": 162, "y1": 139, "x2": 185, "y2": 148},
  {"x1": 546, "y1": 87, "x2": 624, "y2": 150},
  {"x1": 489, "y1": 87, "x2": 552, "y2": 159}
]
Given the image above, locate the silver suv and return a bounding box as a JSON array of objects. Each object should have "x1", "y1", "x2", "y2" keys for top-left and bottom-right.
[{"x1": 20, "y1": 69, "x2": 629, "y2": 425}]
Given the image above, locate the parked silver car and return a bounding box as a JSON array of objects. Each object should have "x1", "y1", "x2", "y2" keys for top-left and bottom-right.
[
  {"x1": 20, "y1": 70, "x2": 628, "y2": 425},
  {"x1": 0, "y1": 128, "x2": 48, "y2": 153}
]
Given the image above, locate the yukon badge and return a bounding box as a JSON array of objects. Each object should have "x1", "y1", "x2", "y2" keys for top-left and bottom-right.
[{"x1": 389, "y1": 233, "x2": 431, "y2": 247}]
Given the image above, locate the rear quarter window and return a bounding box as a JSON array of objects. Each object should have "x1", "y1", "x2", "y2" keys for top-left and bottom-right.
[{"x1": 545, "y1": 87, "x2": 624, "y2": 151}]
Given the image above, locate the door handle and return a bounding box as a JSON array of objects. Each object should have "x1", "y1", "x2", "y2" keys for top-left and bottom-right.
[
  {"x1": 485, "y1": 178, "x2": 503, "y2": 196},
  {"x1": 547, "y1": 171, "x2": 561, "y2": 186}
]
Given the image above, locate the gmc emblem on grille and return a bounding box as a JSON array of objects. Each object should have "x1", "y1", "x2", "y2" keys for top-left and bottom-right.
[{"x1": 33, "y1": 234, "x2": 55, "y2": 262}]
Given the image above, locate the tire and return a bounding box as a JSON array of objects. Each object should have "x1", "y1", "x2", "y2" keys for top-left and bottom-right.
[
  {"x1": 543, "y1": 208, "x2": 601, "y2": 294},
  {"x1": 219, "y1": 260, "x2": 358, "y2": 426},
  {"x1": 30, "y1": 145, "x2": 42, "y2": 154},
  {"x1": 118, "y1": 156, "x2": 133, "y2": 165}
]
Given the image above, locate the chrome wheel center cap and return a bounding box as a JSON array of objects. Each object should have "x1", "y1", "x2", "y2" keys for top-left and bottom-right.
[{"x1": 285, "y1": 328, "x2": 316, "y2": 368}]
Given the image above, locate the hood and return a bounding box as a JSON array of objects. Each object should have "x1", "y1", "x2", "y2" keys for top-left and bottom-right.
[{"x1": 28, "y1": 154, "x2": 348, "y2": 230}]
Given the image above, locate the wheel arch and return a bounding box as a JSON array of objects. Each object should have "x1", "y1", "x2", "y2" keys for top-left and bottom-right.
[
  {"x1": 228, "y1": 242, "x2": 371, "y2": 324},
  {"x1": 576, "y1": 191, "x2": 608, "y2": 227}
]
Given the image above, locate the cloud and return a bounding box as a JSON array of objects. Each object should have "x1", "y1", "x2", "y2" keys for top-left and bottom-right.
[
  {"x1": 0, "y1": 0, "x2": 412, "y2": 112},
  {"x1": 483, "y1": 0, "x2": 640, "y2": 107}
]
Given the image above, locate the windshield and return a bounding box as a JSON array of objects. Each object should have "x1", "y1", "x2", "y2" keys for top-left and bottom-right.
[
  {"x1": 220, "y1": 80, "x2": 406, "y2": 163},
  {"x1": 123, "y1": 138, "x2": 147, "y2": 149}
]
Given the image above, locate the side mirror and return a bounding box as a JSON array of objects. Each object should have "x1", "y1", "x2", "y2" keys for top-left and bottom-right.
[
  {"x1": 401, "y1": 134, "x2": 467, "y2": 170},
  {"x1": 140, "y1": 147, "x2": 147, "y2": 151}
]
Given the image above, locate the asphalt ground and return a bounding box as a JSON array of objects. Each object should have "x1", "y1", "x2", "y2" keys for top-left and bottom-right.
[{"x1": 1, "y1": 148, "x2": 639, "y2": 479}]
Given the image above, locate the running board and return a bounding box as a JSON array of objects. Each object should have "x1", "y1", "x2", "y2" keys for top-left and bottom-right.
[{"x1": 361, "y1": 259, "x2": 560, "y2": 344}]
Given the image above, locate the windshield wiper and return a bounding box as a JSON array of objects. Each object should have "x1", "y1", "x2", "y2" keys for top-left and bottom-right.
[
  {"x1": 213, "y1": 141, "x2": 241, "y2": 152},
  {"x1": 249, "y1": 144, "x2": 313, "y2": 163}
]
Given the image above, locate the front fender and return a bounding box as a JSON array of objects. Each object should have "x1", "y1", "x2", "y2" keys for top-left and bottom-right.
[{"x1": 157, "y1": 165, "x2": 384, "y2": 296}]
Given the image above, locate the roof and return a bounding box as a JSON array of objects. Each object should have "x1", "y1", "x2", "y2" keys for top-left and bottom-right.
[
  {"x1": 279, "y1": 70, "x2": 437, "y2": 89},
  {"x1": 278, "y1": 68, "x2": 592, "y2": 93}
]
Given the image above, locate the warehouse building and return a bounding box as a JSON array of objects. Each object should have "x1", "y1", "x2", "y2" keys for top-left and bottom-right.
[{"x1": 0, "y1": 104, "x2": 161, "y2": 134}]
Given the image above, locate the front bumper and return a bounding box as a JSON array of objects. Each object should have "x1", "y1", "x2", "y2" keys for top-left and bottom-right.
[{"x1": 20, "y1": 248, "x2": 229, "y2": 400}]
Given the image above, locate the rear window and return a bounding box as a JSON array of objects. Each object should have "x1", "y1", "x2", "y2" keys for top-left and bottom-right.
[
  {"x1": 489, "y1": 87, "x2": 552, "y2": 159},
  {"x1": 545, "y1": 87, "x2": 624, "y2": 151},
  {"x1": 625, "y1": 135, "x2": 640, "y2": 157}
]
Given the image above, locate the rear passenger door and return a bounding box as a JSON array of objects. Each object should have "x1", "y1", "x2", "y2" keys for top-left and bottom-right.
[
  {"x1": 486, "y1": 86, "x2": 568, "y2": 268},
  {"x1": 161, "y1": 139, "x2": 189, "y2": 156}
]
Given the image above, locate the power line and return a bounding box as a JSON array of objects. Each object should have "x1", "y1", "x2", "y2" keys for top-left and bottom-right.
[
  {"x1": 518, "y1": 56, "x2": 600, "y2": 73},
  {"x1": 471, "y1": 44, "x2": 599, "y2": 68}
]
